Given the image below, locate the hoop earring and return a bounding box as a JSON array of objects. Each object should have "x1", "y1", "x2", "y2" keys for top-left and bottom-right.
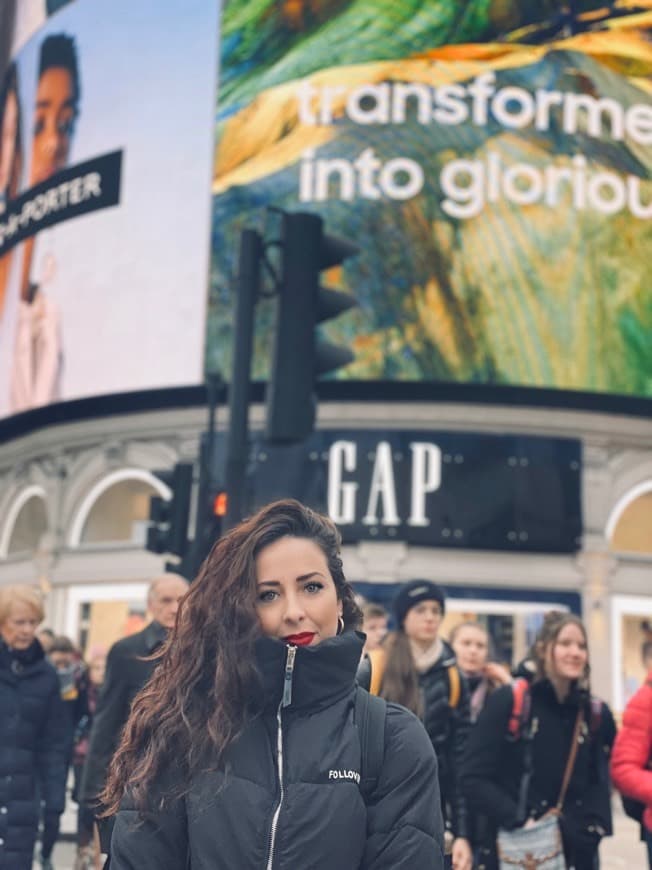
[{"x1": 337, "y1": 616, "x2": 344, "y2": 635}]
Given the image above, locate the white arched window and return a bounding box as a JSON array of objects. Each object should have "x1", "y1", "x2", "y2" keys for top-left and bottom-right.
[
  {"x1": 0, "y1": 486, "x2": 48, "y2": 557},
  {"x1": 68, "y1": 469, "x2": 171, "y2": 547},
  {"x1": 606, "y1": 481, "x2": 652, "y2": 556}
]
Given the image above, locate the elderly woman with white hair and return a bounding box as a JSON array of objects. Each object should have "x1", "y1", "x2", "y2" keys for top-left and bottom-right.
[{"x1": 0, "y1": 584, "x2": 68, "y2": 870}]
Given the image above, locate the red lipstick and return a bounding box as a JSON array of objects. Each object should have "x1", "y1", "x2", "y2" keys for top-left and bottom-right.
[{"x1": 284, "y1": 632, "x2": 315, "y2": 647}]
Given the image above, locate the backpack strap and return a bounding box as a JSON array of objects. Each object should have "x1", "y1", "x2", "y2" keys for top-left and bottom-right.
[
  {"x1": 447, "y1": 663, "x2": 461, "y2": 709},
  {"x1": 356, "y1": 653, "x2": 372, "y2": 692},
  {"x1": 367, "y1": 647, "x2": 386, "y2": 696},
  {"x1": 510, "y1": 680, "x2": 536, "y2": 823},
  {"x1": 507, "y1": 678, "x2": 531, "y2": 741},
  {"x1": 354, "y1": 687, "x2": 387, "y2": 802}
]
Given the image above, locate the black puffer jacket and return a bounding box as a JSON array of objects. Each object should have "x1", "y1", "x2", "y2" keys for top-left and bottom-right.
[
  {"x1": 460, "y1": 680, "x2": 615, "y2": 870},
  {"x1": 418, "y1": 641, "x2": 471, "y2": 840},
  {"x1": 0, "y1": 639, "x2": 68, "y2": 870},
  {"x1": 111, "y1": 632, "x2": 445, "y2": 869}
]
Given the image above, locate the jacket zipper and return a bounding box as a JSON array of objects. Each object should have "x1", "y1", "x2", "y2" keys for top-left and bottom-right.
[{"x1": 265, "y1": 645, "x2": 296, "y2": 870}]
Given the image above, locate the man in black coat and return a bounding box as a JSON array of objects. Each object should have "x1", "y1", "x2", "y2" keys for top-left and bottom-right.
[{"x1": 80, "y1": 574, "x2": 188, "y2": 853}]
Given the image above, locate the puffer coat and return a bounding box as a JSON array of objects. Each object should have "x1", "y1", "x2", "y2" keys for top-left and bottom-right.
[
  {"x1": 611, "y1": 675, "x2": 652, "y2": 832},
  {"x1": 111, "y1": 631, "x2": 445, "y2": 869},
  {"x1": 418, "y1": 641, "x2": 471, "y2": 840},
  {"x1": 0, "y1": 639, "x2": 68, "y2": 870}
]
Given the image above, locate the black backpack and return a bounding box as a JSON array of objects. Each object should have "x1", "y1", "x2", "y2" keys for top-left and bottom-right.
[{"x1": 354, "y1": 687, "x2": 387, "y2": 801}]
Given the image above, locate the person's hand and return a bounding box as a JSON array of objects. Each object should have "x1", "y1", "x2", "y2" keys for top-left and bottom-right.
[
  {"x1": 484, "y1": 661, "x2": 512, "y2": 687},
  {"x1": 523, "y1": 817, "x2": 538, "y2": 829},
  {"x1": 451, "y1": 837, "x2": 472, "y2": 870}
]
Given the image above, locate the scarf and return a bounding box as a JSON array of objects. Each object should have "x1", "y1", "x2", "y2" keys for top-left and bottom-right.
[
  {"x1": 409, "y1": 637, "x2": 443, "y2": 674},
  {"x1": 463, "y1": 672, "x2": 490, "y2": 721}
]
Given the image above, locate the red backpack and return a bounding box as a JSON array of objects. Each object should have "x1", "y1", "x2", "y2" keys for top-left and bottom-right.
[{"x1": 507, "y1": 677, "x2": 603, "y2": 741}]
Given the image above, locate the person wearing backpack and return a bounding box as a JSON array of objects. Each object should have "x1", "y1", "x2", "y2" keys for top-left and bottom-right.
[
  {"x1": 610, "y1": 669, "x2": 652, "y2": 865},
  {"x1": 460, "y1": 611, "x2": 615, "y2": 870},
  {"x1": 102, "y1": 499, "x2": 445, "y2": 869},
  {"x1": 450, "y1": 621, "x2": 512, "y2": 722},
  {"x1": 375, "y1": 580, "x2": 472, "y2": 870}
]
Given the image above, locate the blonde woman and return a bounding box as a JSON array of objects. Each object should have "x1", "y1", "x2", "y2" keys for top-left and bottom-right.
[{"x1": 0, "y1": 585, "x2": 68, "y2": 870}]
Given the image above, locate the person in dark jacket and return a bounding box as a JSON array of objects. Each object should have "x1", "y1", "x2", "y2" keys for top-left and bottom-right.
[
  {"x1": 449, "y1": 621, "x2": 512, "y2": 865},
  {"x1": 450, "y1": 621, "x2": 512, "y2": 723},
  {"x1": 79, "y1": 572, "x2": 188, "y2": 850},
  {"x1": 461, "y1": 611, "x2": 615, "y2": 870},
  {"x1": 39, "y1": 635, "x2": 89, "y2": 867},
  {"x1": 374, "y1": 580, "x2": 472, "y2": 870},
  {"x1": 73, "y1": 647, "x2": 106, "y2": 869},
  {"x1": 102, "y1": 499, "x2": 445, "y2": 869},
  {"x1": 0, "y1": 584, "x2": 68, "y2": 870}
]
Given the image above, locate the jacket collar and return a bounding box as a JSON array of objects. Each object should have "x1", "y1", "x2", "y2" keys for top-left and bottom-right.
[
  {"x1": 0, "y1": 637, "x2": 46, "y2": 680},
  {"x1": 417, "y1": 638, "x2": 456, "y2": 675},
  {"x1": 533, "y1": 677, "x2": 586, "y2": 709},
  {"x1": 143, "y1": 620, "x2": 167, "y2": 653},
  {"x1": 255, "y1": 630, "x2": 364, "y2": 712}
]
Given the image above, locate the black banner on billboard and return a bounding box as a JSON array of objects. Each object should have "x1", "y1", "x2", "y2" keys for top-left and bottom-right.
[
  {"x1": 0, "y1": 150, "x2": 122, "y2": 256},
  {"x1": 244, "y1": 430, "x2": 582, "y2": 554}
]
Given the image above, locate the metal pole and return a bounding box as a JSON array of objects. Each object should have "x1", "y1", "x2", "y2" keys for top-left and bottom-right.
[
  {"x1": 225, "y1": 229, "x2": 262, "y2": 529},
  {"x1": 184, "y1": 372, "x2": 223, "y2": 577}
]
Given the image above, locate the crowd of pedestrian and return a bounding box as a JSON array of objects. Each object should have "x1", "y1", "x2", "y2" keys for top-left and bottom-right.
[{"x1": 1, "y1": 498, "x2": 652, "y2": 869}]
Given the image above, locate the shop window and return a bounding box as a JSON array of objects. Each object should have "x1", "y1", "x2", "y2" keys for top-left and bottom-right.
[
  {"x1": 78, "y1": 598, "x2": 147, "y2": 655},
  {"x1": 609, "y1": 491, "x2": 652, "y2": 555},
  {"x1": 80, "y1": 479, "x2": 158, "y2": 544},
  {"x1": 6, "y1": 495, "x2": 48, "y2": 555},
  {"x1": 620, "y1": 614, "x2": 652, "y2": 704}
]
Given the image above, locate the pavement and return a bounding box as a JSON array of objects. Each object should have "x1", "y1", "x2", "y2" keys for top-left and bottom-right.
[
  {"x1": 600, "y1": 800, "x2": 648, "y2": 868},
  {"x1": 33, "y1": 797, "x2": 647, "y2": 869}
]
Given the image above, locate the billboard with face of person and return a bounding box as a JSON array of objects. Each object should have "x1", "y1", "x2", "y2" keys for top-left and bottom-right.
[
  {"x1": 0, "y1": 0, "x2": 218, "y2": 419},
  {"x1": 208, "y1": 1, "x2": 652, "y2": 402}
]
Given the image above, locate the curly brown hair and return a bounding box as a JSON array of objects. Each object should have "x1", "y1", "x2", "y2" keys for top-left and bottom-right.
[{"x1": 101, "y1": 499, "x2": 361, "y2": 815}]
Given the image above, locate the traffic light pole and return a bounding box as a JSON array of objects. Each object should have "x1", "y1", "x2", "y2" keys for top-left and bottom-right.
[
  {"x1": 178, "y1": 372, "x2": 224, "y2": 579},
  {"x1": 224, "y1": 228, "x2": 262, "y2": 530}
]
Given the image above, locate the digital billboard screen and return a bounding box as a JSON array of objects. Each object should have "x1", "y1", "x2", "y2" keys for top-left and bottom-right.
[
  {"x1": 209, "y1": 2, "x2": 652, "y2": 402},
  {"x1": 0, "y1": 0, "x2": 218, "y2": 419}
]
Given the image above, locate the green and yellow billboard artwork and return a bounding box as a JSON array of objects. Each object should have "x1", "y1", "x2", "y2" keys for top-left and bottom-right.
[{"x1": 208, "y1": 1, "x2": 652, "y2": 398}]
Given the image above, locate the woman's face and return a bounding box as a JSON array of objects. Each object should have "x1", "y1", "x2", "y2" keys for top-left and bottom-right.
[
  {"x1": 0, "y1": 600, "x2": 40, "y2": 649},
  {"x1": 545, "y1": 622, "x2": 588, "y2": 683},
  {"x1": 255, "y1": 535, "x2": 342, "y2": 647},
  {"x1": 452, "y1": 624, "x2": 489, "y2": 675},
  {"x1": 30, "y1": 67, "x2": 75, "y2": 186},
  {"x1": 403, "y1": 599, "x2": 442, "y2": 645},
  {"x1": 0, "y1": 89, "x2": 19, "y2": 191}
]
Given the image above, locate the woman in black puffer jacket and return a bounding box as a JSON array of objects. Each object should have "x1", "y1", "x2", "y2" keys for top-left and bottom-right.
[
  {"x1": 0, "y1": 585, "x2": 68, "y2": 870},
  {"x1": 104, "y1": 500, "x2": 445, "y2": 870},
  {"x1": 377, "y1": 580, "x2": 472, "y2": 870},
  {"x1": 460, "y1": 611, "x2": 615, "y2": 870}
]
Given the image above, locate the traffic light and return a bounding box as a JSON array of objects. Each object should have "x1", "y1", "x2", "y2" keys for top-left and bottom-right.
[
  {"x1": 213, "y1": 491, "x2": 228, "y2": 518},
  {"x1": 145, "y1": 463, "x2": 193, "y2": 557},
  {"x1": 266, "y1": 211, "x2": 359, "y2": 444},
  {"x1": 196, "y1": 490, "x2": 227, "y2": 557}
]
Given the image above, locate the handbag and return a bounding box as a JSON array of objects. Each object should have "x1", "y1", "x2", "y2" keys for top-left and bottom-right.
[{"x1": 497, "y1": 707, "x2": 584, "y2": 869}]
